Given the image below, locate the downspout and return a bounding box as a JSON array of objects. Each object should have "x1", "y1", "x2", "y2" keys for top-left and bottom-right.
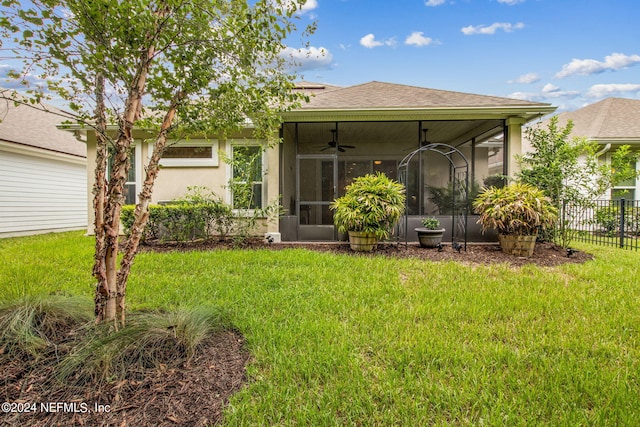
[{"x1": 595, "y1": 143, "x2": 611, "y2": 157}]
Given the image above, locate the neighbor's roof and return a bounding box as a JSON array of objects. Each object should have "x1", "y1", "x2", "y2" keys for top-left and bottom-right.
[
  {"x1": 293, "y1": 80, "x2": 342, "y2": 96},
  {"x1": 0, "y1": 92, "x2": 86, "y2": 158},
  {"x1": 296, "y1": 81, "x2": 552, "y2": 110},
  {"x1": 551, "y1": 97, "x2": 640, "y2": 140}
]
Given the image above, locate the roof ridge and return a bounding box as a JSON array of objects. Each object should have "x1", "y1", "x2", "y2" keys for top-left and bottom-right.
[{"x1": 354, "y1": 81, "x2": 551, "y2": 104}]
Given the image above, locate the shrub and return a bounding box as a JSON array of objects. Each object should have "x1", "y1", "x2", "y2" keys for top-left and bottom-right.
[
  {"x1": 473, "y1": 182, "x2": 557, "y2": 236},
  {"x1": 331, "y1": 173, "x2": 406, "y2": 240},
  {"x1": 595, "y1": 204, "x2": 640, "y2": 236},
  {"x1": 122, "y1": 202, "x2": 232, "y2": 243},
  {"x1": 121, "y1": 186, "x2": 281, "y2": 243}
]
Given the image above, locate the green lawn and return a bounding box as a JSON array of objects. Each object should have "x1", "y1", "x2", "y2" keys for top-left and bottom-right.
[{"x1": 1, "y1": 231, "x2": 640, "y2": 426}]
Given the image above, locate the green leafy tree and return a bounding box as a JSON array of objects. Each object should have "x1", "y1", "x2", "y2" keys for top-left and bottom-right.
[
  {"x1": 517, "y1": 115, "x2": 639, "y2": 247},
  {"x1": 1, "y1": 0, "x2": 313, "y2": 327}
]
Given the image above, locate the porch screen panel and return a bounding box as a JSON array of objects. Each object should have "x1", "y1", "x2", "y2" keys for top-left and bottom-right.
[{"x1": 298, "y1": 158, "x2": 335, "y2": 225}]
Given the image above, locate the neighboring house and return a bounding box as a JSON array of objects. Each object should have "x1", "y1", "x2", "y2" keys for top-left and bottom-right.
[
  {"x1": 80, "y1": 81, "x2": 555, "y2": 241},
  {"x1": 0, "y1": 93, "x2": 87, "y2": 238},
  {"x1": 525, "y1": 97, "x2": 640, "y2": 200}
]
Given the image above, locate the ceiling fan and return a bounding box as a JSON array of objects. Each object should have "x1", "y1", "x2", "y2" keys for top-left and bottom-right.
[{"x1": 321, "y1": 128, "x2": 355, "y2": 152}]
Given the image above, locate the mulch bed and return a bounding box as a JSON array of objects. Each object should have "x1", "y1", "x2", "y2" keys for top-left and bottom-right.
[
  {"x1": 1, "y1": 238, "x2": 592, "y2": 427},
  {"x1": 140, "y1": 238, "x2": 594, "y2": 268},
  {"x1": 0, "y1": 331, "x2": 249, "y2": 426},
  {"x1": 0, "y1": 330, "x2": 250, "y2": 427}
]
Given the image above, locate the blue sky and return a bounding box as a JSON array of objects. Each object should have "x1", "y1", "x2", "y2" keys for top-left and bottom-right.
[
  {"x1": 286, "y1": 0, "x2": 640, "y2": 111},
  {"x1": 1, "y1": 0, "x2": 637, "y2": 113}
]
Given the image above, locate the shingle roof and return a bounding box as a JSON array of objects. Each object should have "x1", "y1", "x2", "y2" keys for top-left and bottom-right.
[
  {"x1": 551, "y1": 97, "x2": 640, "y2": 140},
  {"x1": 0, "y1": 93, "x2": 86, "y2": 158},
  {"x1": 293, "y1": 81, "x2": 342, "y2": 95},
  {"x1": 298, "y1": 81, "x2": 551, "y2": 110}
]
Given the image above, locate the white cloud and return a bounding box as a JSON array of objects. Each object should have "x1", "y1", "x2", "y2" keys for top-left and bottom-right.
[
  {"x1": 405, "y1": 32, "x2": 435, "y2": 47},
  {"x1": 542, "y1": 83, "x2": 559, "y2": 93},
  {"x1": 507, "y1": 91, "x2": 531, "y2": 100},
  {"x1": 586, "y1": 83, "x2": 640, "y2": 98},
  {"x1": 461, "y1": 22, "x2": 525, "y2": 35},
  {"x1": 279, "y1": 0, "x2": 317, "y2": 14},
  {"x1": 508, "y1": 72, "x2": 540, "y2": 84},
  {"x1": 498, "y1": 0, "x2": 525, "y2": 4},
  {"x1": 299, "y1": 0, "x2": 318, "y2": 14},
  {"x1": 425, "y1": 0, "x2": 446, "y2": 6},
  {"x1": 542, "y1": 89, "x2": 580, "y2": 99},
  {"x1": 555, "y1": 53, "x2": 640, "y2": 78},
  {"x1": 281, "y1": 46, "x2": 333, "y2": 71},
  {"x1": 360, "y1": 34, "x2": 382, "y2": 48},
  {"x1": 507, "y1": 87, "x2": 579, "y2": 102},
  {"x1": 359, "y1": 33, "x2": 396, "y2": 48}
]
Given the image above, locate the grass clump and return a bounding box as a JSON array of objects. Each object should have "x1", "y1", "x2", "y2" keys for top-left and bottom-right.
[
  {"x1": 57, "y1": 307, "x2": 228, "y2": 383},
  {"x1": 0, "y1": 294, "x2": 93, "y2": 359}
]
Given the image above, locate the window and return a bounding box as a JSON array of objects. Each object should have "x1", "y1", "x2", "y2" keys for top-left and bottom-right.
[
  {"x1": 158, "y1": 140, "x2": 218, "y2": 167},
  {"x1": 108, "y1": 145, "x2": 141, "y2": 205},
  {"x1": 230, "y1": 143, "x2": 265, "y2": 209},
  {"x1": 611, "y1": 155, "x2": 638, "y2": 200}
]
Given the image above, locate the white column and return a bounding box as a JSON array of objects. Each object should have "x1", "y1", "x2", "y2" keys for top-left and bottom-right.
[{"x1": 505, "y1": 117, "x2": 526, "y2": 179}]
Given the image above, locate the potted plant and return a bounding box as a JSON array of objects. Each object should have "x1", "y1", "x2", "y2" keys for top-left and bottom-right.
[
  {"x1": 415, "y1": 217, "x2": 445, "y2": 248},
  {"x1": 330, "y1": 173, "x2": 406, "y2": 252},
  {"x1": 473, "y1": 182, "x2": 557, "y2": 257}
]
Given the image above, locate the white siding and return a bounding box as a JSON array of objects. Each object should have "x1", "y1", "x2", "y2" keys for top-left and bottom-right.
[{"x1": 0, "y1": 149, "x2": 87, "y2": 237}]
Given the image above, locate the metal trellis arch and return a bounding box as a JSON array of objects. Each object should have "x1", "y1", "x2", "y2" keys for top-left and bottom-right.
[{"x1": 397, "y1": 143, "x2": 470, "y2": 250}]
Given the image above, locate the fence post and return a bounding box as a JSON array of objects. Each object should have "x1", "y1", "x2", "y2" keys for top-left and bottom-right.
[
  {"x1": 620, "y1": 198, "x2": 626, "y2": 248},
  {"x1": 561, "y1": 199, "x2": 567, "y2": 246}
]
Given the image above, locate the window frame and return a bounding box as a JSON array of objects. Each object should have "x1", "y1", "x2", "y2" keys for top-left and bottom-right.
[
  {"x1": 157, "y1": 139, "x2": 219, "y2": 168},
  {"x1": 226, "y1": 140, "x2": 267, "y2": 210}
]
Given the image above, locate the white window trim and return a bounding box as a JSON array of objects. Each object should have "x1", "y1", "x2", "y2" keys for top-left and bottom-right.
[
  {"x1": 107, "y1": 144, "x2": 141, "y2": 205},
  {"x1": 155, "y1": 139, "x2": 219, "y2": 167},
  {"x1": 131, "y1": 144, "x2": 142, "y2": 204},
  {"x1": 225, "y1": 140, "x2": 267, "y2": 210}
]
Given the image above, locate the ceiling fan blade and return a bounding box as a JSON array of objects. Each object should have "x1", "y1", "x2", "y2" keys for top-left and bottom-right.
[{"x1": 341, "y1": 145, "x2": 355, "y2": 149}]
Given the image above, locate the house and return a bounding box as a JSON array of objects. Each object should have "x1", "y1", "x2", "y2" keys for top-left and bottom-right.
[
  {"x1": 525, "y1": 97, "x2": 640, "y2": 200},
  {"x1": 0, "y1": 93, "x2": 87, "y2": 238},
  {"x1": 81, "y1": 81, "x2": 555, "y2": 241}
]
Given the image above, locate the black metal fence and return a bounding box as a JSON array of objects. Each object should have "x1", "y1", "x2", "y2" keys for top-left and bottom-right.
[{"x1": 561, "y1": 199, "x2": 640, "y2": 251}]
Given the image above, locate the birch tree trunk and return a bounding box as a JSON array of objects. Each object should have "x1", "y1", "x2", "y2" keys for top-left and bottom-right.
[
  {"x1": 95, "y1": 43, "x2": 155, "y2": 328},
  {"x1": 115, "y1": 94, "x2": 183, "y2": 327},
  {"x1": 92, "y1": 72, "x2": 113, "y2": 323}
]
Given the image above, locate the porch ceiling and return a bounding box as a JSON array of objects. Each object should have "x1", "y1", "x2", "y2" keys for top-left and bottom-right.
[{"x1": 287, "y1": 119, "x2": 505, "y2": 149}]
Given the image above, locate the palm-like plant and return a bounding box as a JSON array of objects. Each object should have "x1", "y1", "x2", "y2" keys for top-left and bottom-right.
[
  {"x1": 473, "y1": 182, "x2": 557, "y2": 236},
  {"x1": 331, "y1": 173, "x2": 406, "y2": 240}
]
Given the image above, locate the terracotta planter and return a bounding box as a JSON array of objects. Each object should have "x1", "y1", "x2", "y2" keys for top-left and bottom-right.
[
  {"x1": 415, "y1": 228, "x2": 445, "y2": 248},
  {"x1": 348, "y1": 231, "x2": 378, "y2": 252},
  {"x1": 498, "y1": 234, "x2": 537, "y2": 257}
]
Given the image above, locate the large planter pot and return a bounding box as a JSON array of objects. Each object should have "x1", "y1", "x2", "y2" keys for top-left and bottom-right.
[
  {"x1": 415, "y1": 228, "x2": 445, "y2": 248},
  {"x1": 348, "y1": 231, "x2": 378, "y2": 252},
  {"x1": 498, "y1": 234, "x2": 537, "y2": 257}
]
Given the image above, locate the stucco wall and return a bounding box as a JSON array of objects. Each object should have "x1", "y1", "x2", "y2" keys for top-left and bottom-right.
[{"x1": 84, "y1": 131, "x2": 280, "y2": 236}]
